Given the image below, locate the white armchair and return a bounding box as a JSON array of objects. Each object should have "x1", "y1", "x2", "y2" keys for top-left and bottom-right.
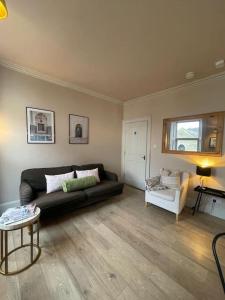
[{"x1": 145, "y1": 172, "x2": 189, "y2": 221}]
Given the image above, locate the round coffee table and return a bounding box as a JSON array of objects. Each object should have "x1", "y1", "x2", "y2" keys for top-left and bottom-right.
[{"x1": 0, "y1": 207, "x2": 41, "y2": 275}]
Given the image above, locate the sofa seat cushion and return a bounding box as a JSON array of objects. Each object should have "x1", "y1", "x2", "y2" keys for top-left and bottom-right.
[
  {"x1": 34, "y1": 190, "x2": 86, "y2": 210},
  {"x1": 150, "y1": 189, "x2": 176, "y2": 202},
  {"x1": 84, "y1": 180, "x2": 123, "y2": 199}
]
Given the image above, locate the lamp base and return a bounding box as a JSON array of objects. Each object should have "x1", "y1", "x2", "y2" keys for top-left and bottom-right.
[{"x1": 200, "y1": 176, "x2": 205, "y2": 188}]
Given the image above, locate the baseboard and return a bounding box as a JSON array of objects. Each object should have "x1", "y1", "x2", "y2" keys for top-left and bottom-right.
[{"x1": 0, "y1": 200, "x2": 20, "y2": 214}]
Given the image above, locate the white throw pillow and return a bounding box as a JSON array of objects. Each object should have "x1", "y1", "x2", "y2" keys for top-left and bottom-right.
[
  {"x1": 161, "y1": 173, "x2": 180, "y2": 189},
  {"x1": 76, "y1": 168, "x2": 100, "y2": 183},
  {"x1": 160, "y1": 168, "x2": 171, "y2": 176},
  {"x1": 45, "y1": 171, "x2": 74, "y2": 194}
]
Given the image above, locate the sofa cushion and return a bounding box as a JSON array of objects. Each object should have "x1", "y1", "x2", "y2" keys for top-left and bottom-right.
[
  {"x1": 62, "y1": 176, "x2": 97, "y2": 192},
  {"x1": 76, "y1": 168, "x2": 100, "y2": 183},
  {"x1": 84, "y1": 180, "x2": 124, "y2": 200},
  {"x1": 45, "y1": 171, "x2": 74, "y2": 194},
  {"x1": 150, "y1": 189, "x2": 176, "y2": 201},
  {"x1": 21, "y1": 166, "x2": 73, "y2": 191},
  {"x1": 72, "y1": 164, "x2": 105, "y2": 180},
  {"x1": 34, "y1": 190, "x2": 86, "y2": 210}
]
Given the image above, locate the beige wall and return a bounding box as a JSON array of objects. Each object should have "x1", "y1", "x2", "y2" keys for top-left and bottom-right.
[
  {"x1": 1, "y1": 64, "x2": 225, "y2": 218},
  {"x1": 0, "y1": 66, "x2": 122, "y2": 205},
  {"x1": 124, "y1": 76, "x2": 225, "y2": 219}
]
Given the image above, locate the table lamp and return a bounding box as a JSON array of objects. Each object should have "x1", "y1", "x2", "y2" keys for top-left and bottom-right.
[
  {"x1": 196, "y1": 166, "x2": 211, "y2": 188},
  {"x1": 0, "y1": 0, "x2": 8, "y2": 20}
]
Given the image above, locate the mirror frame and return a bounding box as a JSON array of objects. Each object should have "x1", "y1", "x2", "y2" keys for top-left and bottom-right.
[{"x1": 162, "y1": 111, "x2": 224, "y2": 156}]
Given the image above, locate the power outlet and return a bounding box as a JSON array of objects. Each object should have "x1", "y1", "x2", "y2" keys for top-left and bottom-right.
[{"x1": 211, "y1": 199, "x2": 217, "y2": 214}]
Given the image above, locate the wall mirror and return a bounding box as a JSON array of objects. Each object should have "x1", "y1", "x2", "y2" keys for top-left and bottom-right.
[{"x1": 162, "y1": 111, "x2": 224, "y2": 156}]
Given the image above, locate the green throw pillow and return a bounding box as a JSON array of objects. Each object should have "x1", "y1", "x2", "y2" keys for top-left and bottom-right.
[{"x1": 62, "y1": 176, "x2": 97, "y2": 192}]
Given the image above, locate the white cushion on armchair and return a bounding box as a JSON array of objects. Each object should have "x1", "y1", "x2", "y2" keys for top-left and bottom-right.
[{"x1": 150, "y1": 189, "x2": 177, "y2": 201}]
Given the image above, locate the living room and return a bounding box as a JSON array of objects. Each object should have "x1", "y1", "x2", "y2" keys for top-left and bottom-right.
[{"x1": 1, "y1": 1, "x2": 225, "y2": 299}]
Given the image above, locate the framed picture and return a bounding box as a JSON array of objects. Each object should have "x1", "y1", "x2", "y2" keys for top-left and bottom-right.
[
  {"x1": 69, "y1": 114, "x2": 89, "y2": 144},
  {"x1": 26, "y1": 107, "x2": 55, "y2": 144},
  {"x1": 209, "y1": 136, "x2": 217, "y2": 148}
]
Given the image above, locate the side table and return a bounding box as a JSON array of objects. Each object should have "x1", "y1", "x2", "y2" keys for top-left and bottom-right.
[
  {"x1": 0, "y1": 207, "x2": 41, "y2": 275},
  {"x1": 193, "y1": 186, "x2": 225, "y2": 216}
]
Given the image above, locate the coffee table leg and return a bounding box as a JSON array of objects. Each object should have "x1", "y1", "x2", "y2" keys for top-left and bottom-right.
[
  {"x1": 30, "y1": 224, "x2": 33, "y2": 263},
  {"x1": 21, "y1": 228, "x2": 23, "y2": 246},
  {"x1": 37, "y1": 221, "x2": 39, "y2": 247},
  {"x1": 1, "y1": 231, "x2": 3, "y2": 260},
  {"x1": 4, "y1": 231, "x2": 8, "y2": 274}
]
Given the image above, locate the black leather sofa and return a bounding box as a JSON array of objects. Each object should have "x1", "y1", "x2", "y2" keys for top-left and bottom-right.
[{"x1": 20, "y1": 163, "x2": 123, "y2": 216}]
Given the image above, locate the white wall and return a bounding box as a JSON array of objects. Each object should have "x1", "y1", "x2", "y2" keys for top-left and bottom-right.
[
  {"x1": 0, "y1": 66, "x2": 122, "y2": 207},
  {"x1": 123, "y1": 75, "x2": 225, "y2": 219}
]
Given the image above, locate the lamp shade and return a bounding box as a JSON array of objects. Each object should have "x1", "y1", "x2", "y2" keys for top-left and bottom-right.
[
  {"x1": 0, "y1": 0, "x2": 8, "y2": 20},
  {"x1": 196, "y1": 166, "x2": 211, "y2": 177}
]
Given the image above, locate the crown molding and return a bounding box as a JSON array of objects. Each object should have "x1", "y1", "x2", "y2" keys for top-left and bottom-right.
[
  {"x1": 0, "y1": 59, "x2": 123, "y2": 105},
  {"x1": 124, "y1": 71, "x2": 225, "y2": 105}
]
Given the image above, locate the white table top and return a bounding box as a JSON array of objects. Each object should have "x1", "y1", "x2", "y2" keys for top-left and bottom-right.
[{"x1": 0, "y1": 207, "x2": 41, "y2": 231}]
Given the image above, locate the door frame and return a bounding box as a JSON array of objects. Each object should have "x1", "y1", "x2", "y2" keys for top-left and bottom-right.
[{"x1": 121, "y1": 117, "x2": 151, "y2": 187}]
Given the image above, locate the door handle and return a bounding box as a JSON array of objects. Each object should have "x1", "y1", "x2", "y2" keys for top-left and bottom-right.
[{"x1": 142, "y1": 155, "x2": 146, "y2": 160}]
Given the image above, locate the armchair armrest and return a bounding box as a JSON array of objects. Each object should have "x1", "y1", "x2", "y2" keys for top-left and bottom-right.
[
  {"x1": 104, "y1": 170, "x2": 118, "y2": 181},
  {"x1": 175, "y1": 181, "x2": 188, "y2": 213},
  {"x1": 20, "y1": 181, "x2": 34, "y2": 205},
  {"x1": 175, "y1": 188, "x2": 181, "y2": 199}
]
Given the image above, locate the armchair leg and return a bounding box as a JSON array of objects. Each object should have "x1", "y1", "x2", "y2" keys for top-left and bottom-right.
[
  {"x1": 145, "y1": 201, "x2": 149, "y2": 207},
  {"x1": 176, "y1": 214, "x2": 179, "y2": 223}
]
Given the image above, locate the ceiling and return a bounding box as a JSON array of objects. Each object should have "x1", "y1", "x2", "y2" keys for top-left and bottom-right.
[{"x1": 0, "y1": 0, "x2": 225, "y2": 101}]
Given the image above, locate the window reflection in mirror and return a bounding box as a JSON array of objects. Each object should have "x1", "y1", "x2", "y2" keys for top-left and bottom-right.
[
  {"x1": 162, "y1": 112, "x2": 224, "y2": 156},
  {"x1": 170, "y1": 120, "x2": 201, "y2": 152}
]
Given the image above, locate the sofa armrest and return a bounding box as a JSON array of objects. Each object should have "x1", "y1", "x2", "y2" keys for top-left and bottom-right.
[
  {"x1": 104, "y1": 170, "x2": 118, "y2": 181},
  {"x1": 20, "y1": 181, "x2": 34, "y2": 205}
]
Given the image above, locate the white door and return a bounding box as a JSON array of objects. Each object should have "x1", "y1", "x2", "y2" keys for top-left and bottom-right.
[{"x1": 124, "y1": 120, "x2": 148, "y2": 190}]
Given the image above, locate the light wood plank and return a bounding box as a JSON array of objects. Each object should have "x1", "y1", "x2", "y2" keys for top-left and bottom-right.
[{"x1": 117, "y1": 286, "x2": 139, "y2": 300}]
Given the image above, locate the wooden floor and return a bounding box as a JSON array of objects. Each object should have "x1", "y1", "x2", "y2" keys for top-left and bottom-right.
[{"x1": 1, "y1": 185, "x2": 225, "y2": 300}]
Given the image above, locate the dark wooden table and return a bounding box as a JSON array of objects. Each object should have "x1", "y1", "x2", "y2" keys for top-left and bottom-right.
[{"x1": 192, "y1": 186, "x2": 225, "y2": 215}]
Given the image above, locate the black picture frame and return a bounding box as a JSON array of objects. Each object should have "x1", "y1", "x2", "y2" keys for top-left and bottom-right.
[
  {"x1": 69, "y1": 114, "x2": 89, "y2": 144},
  {"x1": 26, "y1": 107, "x2": 55, "y2": 144}
]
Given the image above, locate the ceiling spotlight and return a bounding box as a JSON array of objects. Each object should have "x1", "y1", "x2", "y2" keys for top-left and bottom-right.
[
  {"x1": 185, "y1": 72, "x2": 195, "y2": 80},
  {"x1": 215, "y1": 59, "x2": 224, "y2": 69},
  {"x1": 0, "y1": 0, "x2": 8, "y2": 20}
]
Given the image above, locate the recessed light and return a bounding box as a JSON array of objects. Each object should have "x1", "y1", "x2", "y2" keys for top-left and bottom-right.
[
  {"x1": 215, "y1": 59, "x2": 224, "y2": 69},
  {"x1": 185, "y1": 72, "x2": 195, "y2": 80}
]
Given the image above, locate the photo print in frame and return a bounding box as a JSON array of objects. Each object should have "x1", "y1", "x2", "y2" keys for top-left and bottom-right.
[
  {"x1": 26, "y1": 107, "x2": 55, "y2": 144},
  {"x1": 69, "y1": 114, "x2": 89, "y2": 144}
]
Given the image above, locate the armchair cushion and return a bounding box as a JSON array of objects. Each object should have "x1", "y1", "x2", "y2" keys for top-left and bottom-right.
[
  {"x1": 160, "y1": 169, "x2": 181, "y2": 189},
  {"x1": 150, "y1": 189, "x2": 176, "y2": 202}
]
